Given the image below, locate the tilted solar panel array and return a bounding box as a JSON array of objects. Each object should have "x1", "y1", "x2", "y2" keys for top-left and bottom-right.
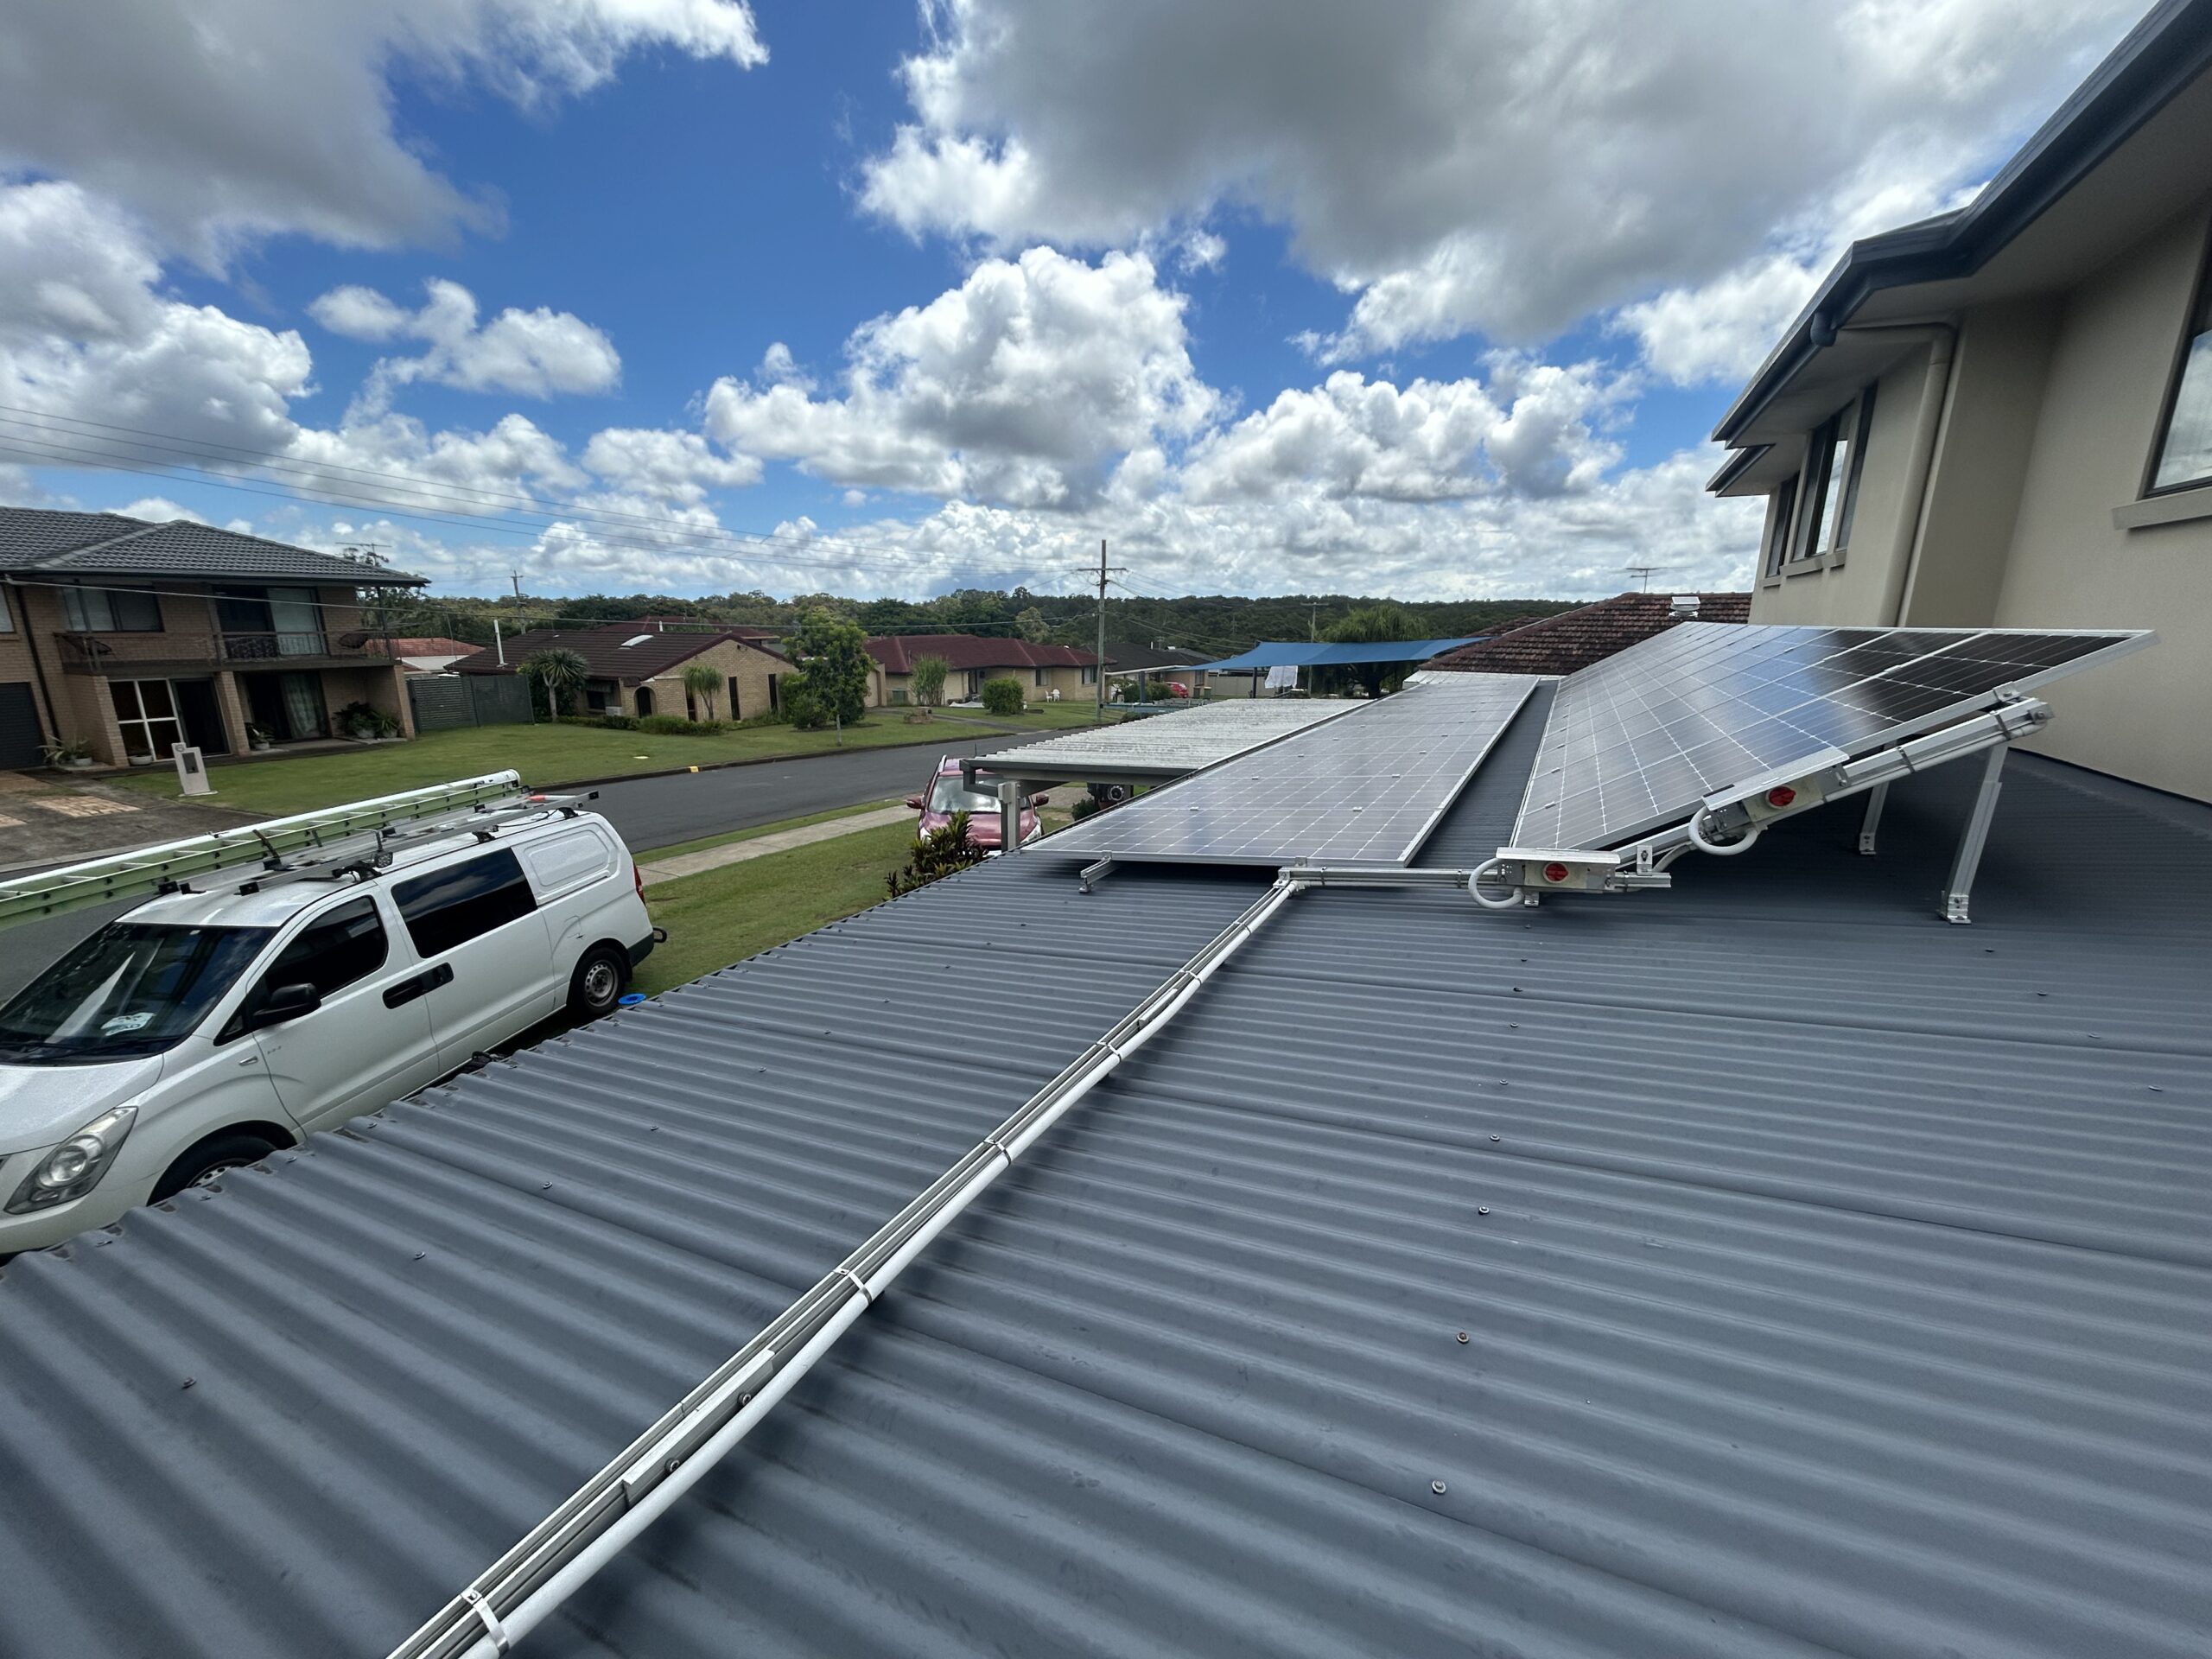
[
  {"x1": 1513, "y1": 623, "x2": 2149, "y2": 850},
  {"x1": 1043, "y1": 675, "x2": 1537, "y2": 867}
]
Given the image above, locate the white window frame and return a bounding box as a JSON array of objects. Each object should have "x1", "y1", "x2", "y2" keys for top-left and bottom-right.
[
  {"x1": 2145, "y1": 228, "x2": 2212, "y2": 496},
  {"x1": 113, "y1": 678, "x2": 184, "y2": 764}
]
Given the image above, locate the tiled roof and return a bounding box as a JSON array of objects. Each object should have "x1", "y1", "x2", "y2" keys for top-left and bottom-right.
[
  {"x1": 2, "y1": 746, "x2": 2206, "y2": 1658},
  {"x1": 384, "y1": 638, "x2": 478, "y2": 658},
  {"x1": 868, "y1": 632, "x2": 1099, "y2": 673},
  {"x1": 1426, "y1": 591, "x2": 1750, "y2": 676},
  {"x1": 452, "y1": 621, "x2": 786, "y2": 681},
  {"x1": 0, "y1": 506, "x2": 426, "y2": 585}
]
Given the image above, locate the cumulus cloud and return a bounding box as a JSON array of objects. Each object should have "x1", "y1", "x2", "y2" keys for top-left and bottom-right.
[
  {"x1": 705, "y1": 247, "x2": 1217, "y2": 507},
  {"x1": 582, "y1": 428, "x2": 762, "y2": 502},
  {"x1": 0, "y1": 0, "x2": 766, "y2": 261},
  {"x1": 312, "y1": 278, "x2": 621, "y2": 409},
  {"x1": 861, "y1": 0, "x2": 2140, "y2": 355},
  {"x1": 0, "y1": 181, "x2": 310, "y2": 457}
]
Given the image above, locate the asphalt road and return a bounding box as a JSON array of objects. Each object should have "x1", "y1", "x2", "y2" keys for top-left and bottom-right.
[{"x1": 0, "y1": 726, "x2": 1045, "y2": 1000}]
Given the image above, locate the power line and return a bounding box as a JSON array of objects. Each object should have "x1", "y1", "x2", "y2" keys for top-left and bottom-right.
[{"x1": 0, "y1": 404, "x2": 1181, "y2": 592}]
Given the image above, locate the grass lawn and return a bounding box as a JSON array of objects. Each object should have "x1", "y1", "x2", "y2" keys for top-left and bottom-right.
[
  {"x1": 110, "y1": 719, "x2": 979, "y2": 817},
  {"x1": 633, "y1": 817, "x2": 919, "y2": 996}
]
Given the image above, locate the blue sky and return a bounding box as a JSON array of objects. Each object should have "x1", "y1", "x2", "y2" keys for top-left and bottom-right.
[{"x1": 0, "y1": 1, "x2": 2151, "y2": 602}]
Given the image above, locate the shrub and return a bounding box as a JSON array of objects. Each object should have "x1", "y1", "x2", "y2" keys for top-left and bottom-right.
[
  {"x1": 636, "y1": 713, "x2": 723, "y2": 736},
  {"x1": 336, "y1": 700, "x2": 403, "y2": 739},
  {"x1": 780, "y1": 672, "x2": 829, "y2": 729},
  {"x1": 979, "y1": 677, "x2": 1025, "y2": 716},
  {"x1": 910, "y1": 654, "x2": 948, "y2": 707},
  {"x1": 887, "y1": 811, "x2": 987, "y2": 897}
]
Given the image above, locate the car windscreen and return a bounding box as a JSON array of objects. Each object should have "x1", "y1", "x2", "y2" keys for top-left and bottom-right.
[
  {"x1": 0, "y1": 922, "x2": 275, "y2": 1064},
  {"x1": 928, "y1": 776, "x2": 1013, "y2": 815}
]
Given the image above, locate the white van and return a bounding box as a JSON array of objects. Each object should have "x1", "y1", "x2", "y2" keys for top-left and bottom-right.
[{"x1": 0, "y1": 803, "x2": 657, "y2": 1254}]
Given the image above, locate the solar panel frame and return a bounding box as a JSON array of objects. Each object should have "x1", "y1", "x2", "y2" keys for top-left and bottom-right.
[
  {"x1": 1512, "y1": 624, "x2": 2152, "y2": 851},
  {"x1": 1040, "y1": 675, "x2": 1539, "y2": 868}
]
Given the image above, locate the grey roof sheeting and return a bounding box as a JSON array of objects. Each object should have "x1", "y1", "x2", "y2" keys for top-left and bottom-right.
[
  {"x1": 2, "y1": 751, "x2": 2209, "y2": 1657},
  {"x1": 0, "y1": 506, "x2": 426, "y2": 585}
]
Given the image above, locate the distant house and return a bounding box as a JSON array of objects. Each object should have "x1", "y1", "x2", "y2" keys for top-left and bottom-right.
[
  {"x1": 384, "y1": 636, "x2": 479, "y2": 674},
  {"x1": 0, "y1": 506, "x2": 426, "y2": 768},
  {"x1": 1099, "y1": 639, "x2": 1214, "y2": 698},
  {"x1": 1706, "y1": 0, "x2": 2212, "y2": 802},
  {"x1": 1424, "y1": 592, "x2": 1750, "y2": 677},
  {"x1": 865, "y1": 633, "x2": 1100, "y2": 705},
  {"x1": 453, "y1": 620, "x2": 788, "y2": 720}
]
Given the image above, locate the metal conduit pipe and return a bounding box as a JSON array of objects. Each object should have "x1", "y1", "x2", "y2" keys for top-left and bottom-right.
[{"x1": 398, "y1": 874, "x2": 1302, "y2": 1659}]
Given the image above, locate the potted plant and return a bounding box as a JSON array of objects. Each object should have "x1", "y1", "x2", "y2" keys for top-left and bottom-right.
[
  {"x1": 41, "y1": 737, "x2": 95, "y2": 771},
  {"x1": 245, "y1": 723, "x2": 275, "y2": 752}
]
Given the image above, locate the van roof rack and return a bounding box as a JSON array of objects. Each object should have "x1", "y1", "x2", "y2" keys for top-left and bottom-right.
[{"x1": 0, "y1": 772, "x2": 538, "y2": 929}]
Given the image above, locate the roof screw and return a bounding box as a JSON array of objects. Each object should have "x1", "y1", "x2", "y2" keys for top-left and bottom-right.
[
  {"x1": 1456, "y1": 1332, "x2": 1470, "y2": 1344},
  {"x1": 740, "y1": 1393, "x2": 753, "y2": 1406},
  {"x1": 666, "y1": 1459, "x2": 680, "y2": 1475},
  {"x1": 1431, "y1": 1480, "x2": 1447, "y2": 1496},
  {"x1": 181, "y1": 1377, "x2": 196, "y2": 1390},
  {"x1": 1478, "y1": 1206, "x2": 1491, "y2": 1216},
  {"x1": 541, "y1": 1182, "x2": 553, "y2": 1191},
  {"x1": 412, "y1": 1251, "x2": 425, "y2": 1262},
  {"x1": 1490, "y1": 1135, "x2": 1501, "y2": 1143}
]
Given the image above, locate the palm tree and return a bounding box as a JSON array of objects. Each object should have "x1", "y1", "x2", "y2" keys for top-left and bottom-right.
[
  {"x1": 681, "y1": 661, "x2": 722, "y2": 720},
  {"x1": 521, "y1": 646, "x2": 589, "y2": 716}
]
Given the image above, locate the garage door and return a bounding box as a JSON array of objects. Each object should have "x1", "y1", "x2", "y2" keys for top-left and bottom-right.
[{"x1": 0, "y1": 682, "x2": 44, "y2": 771}]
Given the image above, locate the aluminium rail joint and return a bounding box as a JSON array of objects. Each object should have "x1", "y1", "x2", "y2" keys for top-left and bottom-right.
[{"x1": 389, "y1": 873, "x2": 1302, "y2": 1659}]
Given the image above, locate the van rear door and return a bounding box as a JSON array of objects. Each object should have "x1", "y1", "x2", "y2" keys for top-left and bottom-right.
[{"x1": 392, "y1": 847, "x2": 556, "y2": 1068}]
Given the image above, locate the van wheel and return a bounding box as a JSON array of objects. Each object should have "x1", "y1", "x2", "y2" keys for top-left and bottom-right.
[
  {"x1": 569, "y1": 945, "x2": 628, "y2": 1019},
  {"x1": 151, "y1": 1131, "x2": 281, "y2": 1203}
]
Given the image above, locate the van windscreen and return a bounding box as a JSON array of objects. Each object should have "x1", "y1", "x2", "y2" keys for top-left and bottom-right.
[{"x1": 0, "y1": 923, "x2": 275, "y2": 1063}]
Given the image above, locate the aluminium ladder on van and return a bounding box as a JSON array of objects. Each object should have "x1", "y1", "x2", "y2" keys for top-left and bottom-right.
[{"x1": 0, "y1": 772, "x2": 529, "y2": 930}]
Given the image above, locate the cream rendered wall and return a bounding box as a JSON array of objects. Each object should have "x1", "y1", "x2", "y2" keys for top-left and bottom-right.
[
  {"x1": 1903, "y1": 300, "x2": 2063, "y2": 626},
  {"x1": 1748, "y1": 350, "x2": 1934, "y2": 626},
  {"x1": 1993, "y1": 201, "x2": 2212, "y2": 801}
]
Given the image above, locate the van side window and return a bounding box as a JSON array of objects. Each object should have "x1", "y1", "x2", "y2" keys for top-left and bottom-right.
[
  {"x1": 394, "y1": 849, "x2": 537, "y2": 958},
  {"x1": 522, "y1": 829, "x2": 614, "y2": 899},
  {"x1": 262, "y1": 897, "x2": 389, "y2": 998}
]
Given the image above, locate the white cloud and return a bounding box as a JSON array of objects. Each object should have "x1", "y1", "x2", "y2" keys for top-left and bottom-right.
[
  {"x1": 314, "y1": 278, "x2": 621, "y2": 408},
  {"x1": 0, "y1": 0, "x2": 766, "y2": 261},
  {"x1": 705, "y1": 247, "x2": 1217, "y2": 507},
  {"x1": 582, "y1": 427, "x2": 761, "y2": 502},
  {"x1": 861, "y1": 0, "x2": 2141, "y2": 355}
]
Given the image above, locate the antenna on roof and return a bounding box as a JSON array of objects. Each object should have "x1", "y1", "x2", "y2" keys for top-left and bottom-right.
[{"x1": 1623, "y1": 564, "x2": 1664, "y2": 592}]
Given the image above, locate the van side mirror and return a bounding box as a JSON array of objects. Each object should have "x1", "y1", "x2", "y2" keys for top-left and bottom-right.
[
  {"x1": 1031, "y1": 793, "x2": 1051, "y2": 807},
  {"x1": 247, "y1": 982, "x2": 321, "y2": 1030}
]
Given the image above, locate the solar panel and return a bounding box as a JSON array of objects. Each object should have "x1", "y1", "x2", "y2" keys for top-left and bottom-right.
[
  {"x1": 1514, "y1": 623, "x2": 2151, "y2": 850},
  {"x1": 1043, "y1": 675, "x2": 1539, "y2": 867},
  {"x1": 972, "y1": 697, "x2": 1360, "y2": 782}
]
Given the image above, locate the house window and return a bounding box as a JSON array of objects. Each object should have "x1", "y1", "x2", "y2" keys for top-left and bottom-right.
[
  {"x1": 1034, "y1": 667, "x2": 1048, "y2": 687},
  {"x1": 1080, "y1": 664, "x2": 1098, "y2": 686},
  {"x1": 63, "y1": 586, "x2": 162, "y2": 632},
  {"x1": 1789, "y1": 390, "x2": 1875, "y2": 566},
  {"x1": 0, "y1": 588, "x2": 12, "y2": 632},
  {"x1": 1762, "y1": 476, "x2": 1799, "y2": 577},
  {"x1": 2150, "y1": 246, "x2": 2212, "y2": 492},
  {"x1": 113, "y1": 679, "x2": 184, "y2": 762},
  {"x1": 728, "y1": 676, "x2": 742, "y2": 720}
]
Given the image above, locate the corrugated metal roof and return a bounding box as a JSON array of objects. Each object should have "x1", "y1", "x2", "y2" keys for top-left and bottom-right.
[
  {"x1": 1188, "y1": 636, "x2": 1481, "y2": 671},
  {"x1": 2, "y1": 753, "x2": 2208, "y2": 1659}
]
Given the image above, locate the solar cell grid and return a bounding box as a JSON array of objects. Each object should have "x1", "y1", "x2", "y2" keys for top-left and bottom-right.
[
  {"x1": 1514, "y1": 623, "x2": 2148, "y2": 849},
  {"x1": 1043, "y1": 675, "x2": 1538, "y2": 866}
]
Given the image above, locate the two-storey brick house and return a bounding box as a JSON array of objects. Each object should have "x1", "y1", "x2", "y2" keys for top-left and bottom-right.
[{"x1": 0, "y1": 508, "x2": 427, "y2": 769}]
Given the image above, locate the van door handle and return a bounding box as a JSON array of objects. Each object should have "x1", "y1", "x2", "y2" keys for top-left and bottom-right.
[{"x1": 382, "y1": 963, "x2": 455, "y2": 1007}]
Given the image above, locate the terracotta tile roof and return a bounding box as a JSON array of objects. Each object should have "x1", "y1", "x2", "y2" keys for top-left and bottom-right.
[
  {"x1": 452, "y1": 621, "x2": 785, "y2": 682},
  {"x1": 1425, "y1": 593, "x2": 1751, "y2": 677},
  {"x1": 867, "y1": 633, "x2": 1099, "y2": 673}
]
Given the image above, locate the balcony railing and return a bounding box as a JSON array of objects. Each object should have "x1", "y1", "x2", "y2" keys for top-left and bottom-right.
[{"x1": 54, "y1": 631, "x2": 391, "y2": 674}]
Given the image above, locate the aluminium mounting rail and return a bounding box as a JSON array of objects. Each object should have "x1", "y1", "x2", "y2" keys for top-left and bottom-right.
[
  {"x1": 389, "y1": 871, "x2": 1303, "y2": 1659},
  {"x1": 0, "y1": 771, "x2": 526, "y2": 929}
]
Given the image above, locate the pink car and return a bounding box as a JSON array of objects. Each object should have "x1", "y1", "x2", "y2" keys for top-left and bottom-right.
[{"x1": 906, "y1": 755, "x2": 1048, "y2": 849}]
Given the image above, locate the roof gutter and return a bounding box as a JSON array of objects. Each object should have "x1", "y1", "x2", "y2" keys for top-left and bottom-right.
[
  {"x1": 393, "y1": 871, "x2": 1304, "y2": 1659},
  {"x1": 1709, "y1": 0, "x2": 2212, "y2": 448}
]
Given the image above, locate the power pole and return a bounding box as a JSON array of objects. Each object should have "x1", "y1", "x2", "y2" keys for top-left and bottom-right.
[
  {"x1": 1096, "y1": 539, "x2": 1109, "y2": 721},
  {"x1": 511, "y1": 570, "x2": 526, "y2": 624}
]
